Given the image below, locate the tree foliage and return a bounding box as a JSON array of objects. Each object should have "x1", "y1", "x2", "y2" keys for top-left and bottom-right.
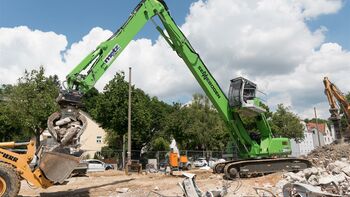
[
  {"x1": 0, "y1": 85, "x2": 22, "y2": 141},
  {"x1": 161, "y1": 94, "x2": 229, "y2": 150},
  {"x1": 0, "y1": 66, "x2": 308, "y2": 152},
  {"x1": 270, "y1": 104, "x2": 304, "y2": 141},
  {"x1": 83, "y1": 73, "x2": 229, "y2": 152},
  {"x1": 85, "y1": 72, "x2": 172, "y2": 151},
  {"x1": 1, "y1": 67, "x2": 59, "y2": 144}
]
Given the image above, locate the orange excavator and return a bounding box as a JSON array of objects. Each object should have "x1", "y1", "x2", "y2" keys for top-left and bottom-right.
[{"x1": 323, "y1": 77, "x2": 350, "y2": 142}]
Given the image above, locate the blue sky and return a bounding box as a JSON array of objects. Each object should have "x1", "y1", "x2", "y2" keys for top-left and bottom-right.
[
  {"x1": 1, "y1": 0, "x2": 349, "y2": 50},
  {"x1": 307, "y1": 0, "x2": 350, "y2": 50},
  {"x1": 0, "y1": 0, "x2": 195, "y2": 44}
]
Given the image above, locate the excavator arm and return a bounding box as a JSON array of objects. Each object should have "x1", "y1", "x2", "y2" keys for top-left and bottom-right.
[
  {"x1": 323, "y1": 77, "x2": 349, "y2": 141},
  {"x1": 49, "y1": 0, "x2": 292, "y2": 159}
]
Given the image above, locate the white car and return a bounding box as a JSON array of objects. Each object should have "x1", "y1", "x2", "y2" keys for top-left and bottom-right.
[
  {"x1": 84, "y1": 159, "x2": 114, "y2": 172},
  {"x1": 193, "y1": 158, "x2": 208, "y2": 167}
]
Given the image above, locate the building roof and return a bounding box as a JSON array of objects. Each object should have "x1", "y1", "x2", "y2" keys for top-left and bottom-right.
[{"x1": 306, "y1": 122, "x2": 326, "y2": 134}]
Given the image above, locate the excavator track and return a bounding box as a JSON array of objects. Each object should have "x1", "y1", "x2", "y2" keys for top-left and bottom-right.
[{"x1": 214, "y1": 158, "x2": 312, "y2": 179}]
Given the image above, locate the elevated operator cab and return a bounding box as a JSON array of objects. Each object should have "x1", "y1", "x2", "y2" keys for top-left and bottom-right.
[{"x1": 228, "y1": 77, "x2": 266, "y2": 116}]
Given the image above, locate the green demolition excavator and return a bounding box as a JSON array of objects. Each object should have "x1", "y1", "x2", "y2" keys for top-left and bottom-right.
[{"x1": 46, "y1": 0, "x2": 311, "y2": 180}]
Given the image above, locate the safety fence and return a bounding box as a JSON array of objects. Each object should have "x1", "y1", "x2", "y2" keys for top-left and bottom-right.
[{"x1": 92, "y1": 149, "x2": 231, "y2": 169}]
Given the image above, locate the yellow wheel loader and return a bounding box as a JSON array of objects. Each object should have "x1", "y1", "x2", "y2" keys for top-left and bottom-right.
[{"x1": 0, "y1": 140, "x2": 80, "y2": 197}]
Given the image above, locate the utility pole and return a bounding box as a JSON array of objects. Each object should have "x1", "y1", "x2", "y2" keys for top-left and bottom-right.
[
  {"x1": 126, "y1": 67, "x2": 132, "y2": 174},
  {"x1": 122, "y1": 134, "x2": 126, "y2": 169},
  {"x1": 314, "y1": 107, "x2": 321, "y2": 147}
]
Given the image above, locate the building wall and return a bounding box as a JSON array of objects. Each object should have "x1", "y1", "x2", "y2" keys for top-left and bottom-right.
[
  {"x1": 290, "y1": 139, "x2": 300, "y2": 157},
  {"x1": 79, "y1": 112, "x2": 107, "y2": 158},
  {"x1": 311, "y1": 129, "x2": 325, "y2": 147},
  {"x1": 299, "y1": 132, "x2": 314, "y2": 156},
  {"x1": 323, "y1": 125, "x2": 335, "y2": 145},
  {"x1": 291, "y1": 122, "x2": 315, "y2": 157},
  {"x1": 291, "y1": 122, "x2": 336, "y2": 157}
]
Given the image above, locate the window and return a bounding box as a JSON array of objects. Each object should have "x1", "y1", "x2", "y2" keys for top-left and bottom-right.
[{"x1": 96, "y1": 136, "x2": 102, "y2": 144}]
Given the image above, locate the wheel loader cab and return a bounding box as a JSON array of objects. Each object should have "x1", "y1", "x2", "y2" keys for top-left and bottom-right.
[{"x1": 228, "y1": 77, "x2": 266, "y2": 116}]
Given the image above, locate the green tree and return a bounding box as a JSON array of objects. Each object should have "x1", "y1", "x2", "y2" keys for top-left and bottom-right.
[
  {"x1": 89, "y1": 72, "x2": 172, "y2": 151},
  {"x1": 0, "y1": 85, "x2": 22, "y2": 141},
  {"x1": 304, "y1": 118, "x2": 328, "y2": 124},
  {"x1": 4, "y1": 67, "x2": 60, "y2": 144},
  {"x1": 163, "y1": 94, "x2": 229, "y2": 150},
  {"x1": 270, "y1": 104, "x2": 304, "y2": 141},
  {"x1": 81, "y1": 87, "x2": 100, "y2": 114},
  {"x1": 150, "y1": 137, "x2": 170, "y2": 151}
]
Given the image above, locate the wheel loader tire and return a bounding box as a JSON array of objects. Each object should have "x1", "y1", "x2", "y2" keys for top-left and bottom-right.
[{"x1": 0, "y1": 163, "x2": 21, "y2": 197}]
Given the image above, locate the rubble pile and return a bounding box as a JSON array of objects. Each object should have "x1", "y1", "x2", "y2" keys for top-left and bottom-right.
[
  {"x1": 276, "y1": 160, "x2": 350, "y2": 196},
  {"x1": 306, "y1": 143, "x2": 350, "y2": 166}
]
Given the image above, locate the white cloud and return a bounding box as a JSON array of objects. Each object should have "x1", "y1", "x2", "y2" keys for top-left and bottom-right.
[
  {"x1": 294, "y1": 0, "x2": 343, "y2": 19},
  {"x1": 0, "y1": 26, "x2": 67, "y2": 84},
  {"x1": 63, "y1": 27, "x2": 113, "y2": 68},
  {"x1": 0, "y1": 0, "x2": 348, "y2": 120}
]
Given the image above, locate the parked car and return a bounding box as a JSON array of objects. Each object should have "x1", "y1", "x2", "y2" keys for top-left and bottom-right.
[
  {"x1": 193, "y1": 158, "x2": 208, "y2": 167},
  {"x1": 71, "y1": 161, "x2": 88, "y2": 176},
  {"x1": 84, "y1": 159, "x2": 114, "y2": 172}
]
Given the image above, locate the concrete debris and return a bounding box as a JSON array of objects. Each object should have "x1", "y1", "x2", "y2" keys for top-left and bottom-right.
[
  {"x1": 47, "y1": 111, "x2": 87, "y2": 148},
  {"x1": 306, "y1": 143, "x2": 350, "y2": 167},
  {"x1": 282, "y1": 183, "x2": 341, "y2": 197},
  {"x1": 307, "y1": 175, "x2": 318, "y2": 185},
  {"x1": 115, "y1": 187, "x2": 129, "y2": 193},
  {"x1": 179, "y1": 172, "x2": 228, "y2": 197},
  {"x1": 55, "y1": 117, "x2": 72, "y2": 126},
  {"x1": 277, "y1": 159, "x2": 350, "y2": 196},
  {"x1": 342, "y1": 166, "x2": 350, "y2": 176},
  {"x1": 146, "y1": 163, "x2": 158, "y2": 173},
  {"x1": 199, "y1": 166, "x2": 211, "y2": 170},
  {"x1": 54, "y1": 117, "x2": 84, "y2": 146}
]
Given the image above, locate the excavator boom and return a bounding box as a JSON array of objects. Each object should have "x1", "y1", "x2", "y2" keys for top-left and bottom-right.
[
  {"x1": 47, "y1": 0, "x2": 309, "y2": 180},
  {"x1": 52, "y1": 0, "x2": 288, "y2": 158},
  {"x1": 323, "y1": 77, "x2": 349, "y2": 142}
]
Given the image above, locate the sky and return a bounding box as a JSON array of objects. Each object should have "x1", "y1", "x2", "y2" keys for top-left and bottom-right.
[{"x1": 1, "y1": 0, "x2": 350, "y2": 120}]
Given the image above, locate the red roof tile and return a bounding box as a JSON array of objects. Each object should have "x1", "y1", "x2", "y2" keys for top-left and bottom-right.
[{"x1": 306, "y1": 122, "x2": 326, "y2": 134}]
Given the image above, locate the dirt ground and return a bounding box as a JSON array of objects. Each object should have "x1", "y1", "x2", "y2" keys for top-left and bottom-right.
[{"x1": 18, "y1": 169, "x2": 283, "y2": 197}]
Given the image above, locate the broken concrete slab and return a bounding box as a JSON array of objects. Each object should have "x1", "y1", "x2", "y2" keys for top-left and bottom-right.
[
  {"x1": 55, "y1": 117, "x2": 72, "y2": 126},
  {"x1": 278, "y1": 157, "x2": 350, "y2": 196},
  {"x1": 342, "y1": 166, "x2": 350, "y2": 176},
  {"x1": 307, "y1": 175, "x2": 318, "y2": 186},
  {"x1": 319, "y1": 175, "x2": 337, "y2": 185},
  {"x1": 115, "y1": 187, "x2": 129, "y2": 193},
  {"x1": 283, "y1": 183, "x2": 341, "y2": 197}
]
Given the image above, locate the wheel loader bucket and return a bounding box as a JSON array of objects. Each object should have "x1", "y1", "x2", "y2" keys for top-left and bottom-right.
[{"x1": 39, "y1": 151, "x2": 80, "y2": 183}]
